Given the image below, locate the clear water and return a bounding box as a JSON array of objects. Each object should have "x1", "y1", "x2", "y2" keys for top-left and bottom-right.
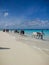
[
  {"x1": 0, "y1": 29, "x2": 49, "y2": 40},
  {"x1": 24, "y1": 29, "x2": 49, "y2": 40}
]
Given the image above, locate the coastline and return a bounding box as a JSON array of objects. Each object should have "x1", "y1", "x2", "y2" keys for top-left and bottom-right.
[
  {"x1": 9, "y1": 31, "x2": 49, "y2": 54},
  {"x1": 0, "y1": 31, "x2": 49, "y2": 65}
]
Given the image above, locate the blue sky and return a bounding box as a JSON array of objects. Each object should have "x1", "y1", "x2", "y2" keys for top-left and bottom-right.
[{"x1": 0, "y1": 0, "x2": 49, "y2": 29}]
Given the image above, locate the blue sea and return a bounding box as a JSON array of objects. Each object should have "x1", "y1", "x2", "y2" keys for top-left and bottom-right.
[
  {"x1": 24, "y1": 29, "x2": 49, "y2": 40},
  {"x1": 7, "y1": 29, "x2": 49, "y2": 40},
  {"x1": 0, "y1": 29, "x2": 49, "y2": 40}
]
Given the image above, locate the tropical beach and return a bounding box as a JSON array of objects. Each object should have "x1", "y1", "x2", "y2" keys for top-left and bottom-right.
[
  {"x1": 0, "y1": 0, "x2": 49, "y2": 65},
  {"x1": 0, "y1": 31, "x2": 49, "y2": 65}
]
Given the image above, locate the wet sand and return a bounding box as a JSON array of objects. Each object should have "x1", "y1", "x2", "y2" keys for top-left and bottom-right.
[{"x1": 0, "y1": 31, "x2": 49, "y2": 65}]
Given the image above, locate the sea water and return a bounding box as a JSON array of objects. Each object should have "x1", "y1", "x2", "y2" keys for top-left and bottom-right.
[
  {"x1": 0, "y1": 29, "x2": 49, "y2": 40},
  {"x1": 24, "y1": 29, "x2": 49, "y2": 40}
]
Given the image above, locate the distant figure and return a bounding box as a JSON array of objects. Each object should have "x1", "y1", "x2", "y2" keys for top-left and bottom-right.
[
  {"x1": 32, "y1": 31, "x2": 44, "y2": 39},
  {"x1": 6, "y1": 29, "x2": 9, "y2": 32},
  {"x1": 40, "y1": 30, "x2": 44, "y2": 40},
  {"x1": 3, "y1": 29, "x2": 5, "y2": 32},
  {"x1": 14, "y1": 30, "x2": 19, "y2": 33},
  {"x1": 32, "y1": 32, "x2": 37, "y2": 38},
  {"x1": 20, "y1": 30, "x2": 24, "y2": 35}
]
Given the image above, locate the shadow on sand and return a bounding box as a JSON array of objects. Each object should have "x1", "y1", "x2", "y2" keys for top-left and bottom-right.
[{"x1": 0, "y1": 47, "x2": 10, "y2": 50}]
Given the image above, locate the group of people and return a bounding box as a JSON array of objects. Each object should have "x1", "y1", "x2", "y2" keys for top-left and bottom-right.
[
  {"x1": 3, "y1": 29, "x2": 9, "y2": 32},
  {"x1": 14, "y1": 30, "x2": 25, "y2": 35},
  {"x1": 3, "y1": 29, "x2": 25, "y2": 35},
  {"x1": 3, "y1": 29, "x2": 44, "y2": 39},
  {"x1": 32, "y1": 30, "x2": 44, "y2": 40}
]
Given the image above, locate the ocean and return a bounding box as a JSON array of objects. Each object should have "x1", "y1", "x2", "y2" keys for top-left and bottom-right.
[
  {"x1": 0, "y1": 29, "x2": 49, "y2": 40},
  {"x1": 24, "y1": 29, "x2": 49, "y2": 40}
]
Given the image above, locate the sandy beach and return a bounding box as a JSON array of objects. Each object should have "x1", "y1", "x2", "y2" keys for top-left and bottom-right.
[{"x1": 0, "y1": 31, "x2": 49, "y2": 65}]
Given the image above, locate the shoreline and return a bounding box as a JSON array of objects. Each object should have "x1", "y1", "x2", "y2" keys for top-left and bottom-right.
[
  {"x1": 8, "y1": 31, "x2": 49, "y2": 55},
  {"x1": 0, "y1": 31, "x2": 49, "y2": 65}
]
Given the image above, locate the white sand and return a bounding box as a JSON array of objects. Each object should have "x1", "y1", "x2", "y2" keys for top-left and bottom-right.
[{"x1": 0, "y1": 31, "x2": 49, "y2": 65}]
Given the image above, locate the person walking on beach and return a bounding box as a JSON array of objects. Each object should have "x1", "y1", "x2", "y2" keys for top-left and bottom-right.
[{"x1": 41, "y1": 30, "x2": 44, "y2": 40}]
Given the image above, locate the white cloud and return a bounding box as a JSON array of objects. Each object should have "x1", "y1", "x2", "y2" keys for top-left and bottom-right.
[
  {"x1": 19, "y1": 19, "x2": 49, "y2": 29},
  {"x1": 0, "y1": 14, "x2": 49, "y2": 29},
  {"x1": 4, "y1": 12, "x2": 8, "y2": 17}
]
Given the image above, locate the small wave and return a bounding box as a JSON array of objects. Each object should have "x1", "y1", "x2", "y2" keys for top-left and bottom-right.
[{"x1": 32, "y1": 46, "x2": 49, "y2": 55}]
